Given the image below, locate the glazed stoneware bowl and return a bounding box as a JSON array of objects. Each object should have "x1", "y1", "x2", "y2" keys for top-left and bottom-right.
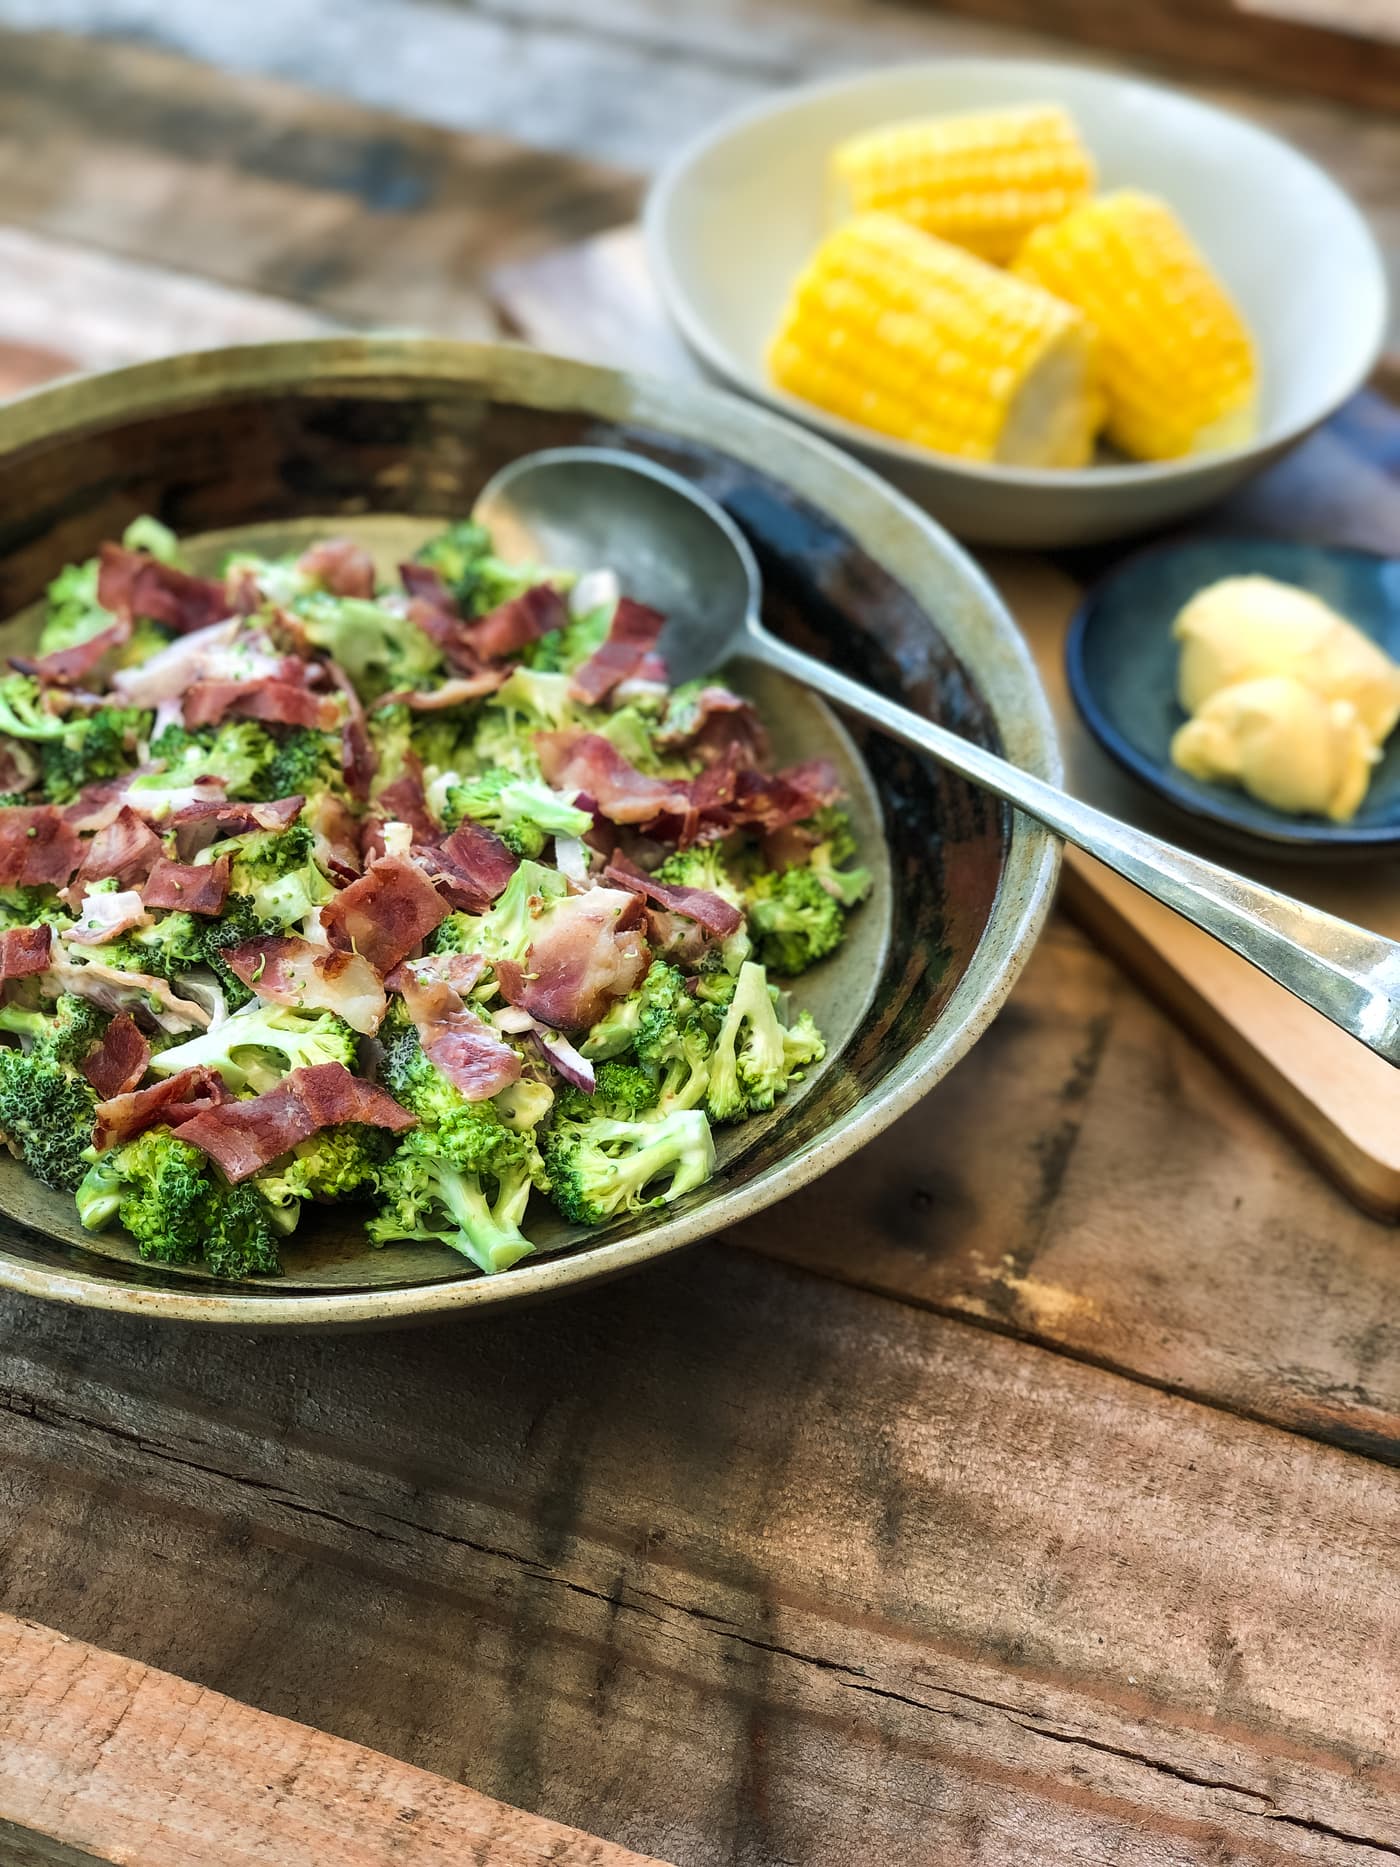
[
  {"x1": 645, "y1": 58, "x2": 1389, "y2": 548},
  {"x1": 0, "y1": 337, "x2": 1058, "y2": 1325}
]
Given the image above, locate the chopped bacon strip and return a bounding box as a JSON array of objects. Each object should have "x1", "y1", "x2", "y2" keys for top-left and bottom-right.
[
  {"x1": 183, "y1": 679, "x2": 340, "y2": 732},
  {"x1": 375, "y1": 671, "x2": 508, "y2": 711},
  {"x1": 80, "y1": 1014, "x2": 150, "y2": 1100},
  {"x1": 141, "y1": 855, "x2": 230, "y2": 917},
  {"x1": 569, "y1": 597, "x2": 665, "y2": 706},
  {"x1": 393, "y1": 964, "x2": 520, "y2": 1102},
  {"x1": 415, "y1": 820, "x2": 518, "y2": 914},
  {"x1": 91, "y1": 1065, "x2": 232, "y2": 1152},
  {"x1": 320, "y1": 855, "x2": 448, "y2": 974},
  {"x1": 374, "y1": 750, "x2": 437, "y2": 845},
  {"x1": 604, "y1": 852, "x2": 743, "y2": 937},
  {"x1": 0, "y1": 924, "x2": 52, "y2": 979},
  {"x1": 73, "y1": 807, "x2": 162, "y2": 889},
  {"x1": 325, "y1": 662, "x2": 375, "y2": 800},
  {"x1": 399, "y1": 562, "x2": 459, "y2": 613},
  {"x1": 494, "y1": 887, "x2": 649, "y2": 1032},
  {"x1": 729, "y1": 759, "x2": 842, "y2": 832},
  {"x1": 656, "y1": 685, "x2": 768, "y2": 767},
  {"x1": 69, "y1": 888, "x2": 149, "y2": 945},
  {"x1": 535, "y1": 731, "x2": 693, "y2": 829},
  {"x1": 178, "y1": 1062, "x2": 414, "y2": 1183},
  {"x1": 13, "y1": 620, "x2": 132, "y2": 687},
  {"x1": 168, "y1": 795, "x2": 303, "y2": 860},
  {"x1": 465, "y1": 584, "x2": 568, "y2": 661},
  {"x1": 297, "y1": 537, "x2": 376, "y2": 599},
  {"x1": 386, "y1": 950, "x2": 485, "y2": 996},
  {"x1": 0, "y1": 806, "x2": 83, "y2": 887},
  {"x1": 224, "y1": 934, "x2": 386, "y2": 1036},
  {"x1": 98, "y1": 544, "x2": 229, "y2": 635}
]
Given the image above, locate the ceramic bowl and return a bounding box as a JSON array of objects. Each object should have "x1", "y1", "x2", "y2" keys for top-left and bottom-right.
[
  {"x1": 645, "y1": 59, "x2": 1389, "y2": 548},
  {"x1": 1066, "y1": 536, "x2": 1400, "y2": 856},
  {"x1": 0, "y1": 337, "x2": 1059, "y2": 1326}
]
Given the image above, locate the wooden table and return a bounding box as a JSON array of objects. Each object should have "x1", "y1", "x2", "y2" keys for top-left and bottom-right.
[{"x1": 1, "y1": 19, "x2": 1398, "y2": 1866}]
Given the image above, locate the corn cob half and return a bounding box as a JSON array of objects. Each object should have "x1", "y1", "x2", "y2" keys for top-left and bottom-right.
[
  {"x1": 829, "y1": 104, "x2": 1095, "y2": 264},
  {"x1": 767, "y1": 213, "x2": 1102, "y2": 467},
  {"x1": 1013, "y1": 189, "x2": 1258, "y2": 461}
]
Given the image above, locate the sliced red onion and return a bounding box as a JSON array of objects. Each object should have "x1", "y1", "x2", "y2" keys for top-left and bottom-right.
[
  {"x1": 553, "y1": 834, "x2": 591, "y2": 887},
  {"x1": 527, "y1": 1025, "x2": 596, "y2": 1094}
]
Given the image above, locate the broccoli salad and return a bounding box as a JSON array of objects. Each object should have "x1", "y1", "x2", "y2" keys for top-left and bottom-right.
[{"x1": 0, "y1": 514, "x2": 871, "y2": 1279}]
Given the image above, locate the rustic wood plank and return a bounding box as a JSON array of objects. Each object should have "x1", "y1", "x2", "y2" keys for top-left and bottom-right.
[
  {"x1": 0, "y1": 1253, "x2": 1396, "y2": 1864},
  {"x1": 0, "y1": 1614, "x2": 672, "y2": 1866},
  {"x1": 0, "y1": 29, "x2": 640, "y2": 334}
]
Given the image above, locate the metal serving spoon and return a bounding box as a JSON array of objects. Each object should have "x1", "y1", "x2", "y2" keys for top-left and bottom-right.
[{"x1": 475, "y1": 446, "x2": 1400, "y2": 1067}]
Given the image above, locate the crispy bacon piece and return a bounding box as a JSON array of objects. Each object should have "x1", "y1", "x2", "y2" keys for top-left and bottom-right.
[
  {"x1": 729, "y1": 759, "x2": 842, "y2": 832},
  {"x1": 178, "y1": 1062, "x2": 415, "y2": 1183},
  {"x1": 183, "y1": 680, "x2": 340, "y2": 732},
  {"x1": 374, "y1": 751, "x2": 437, "y2": 845},
  {"x1": 535, "y1": 731, "x2": 693, "y2": 829},
  {"x1": 0, "y1": 806, "x2": 82, "y2": 888},
  {"x1": 80, "y1": 1014, "x2": 150, "y2": 1100},
  {"x1": 141, "y1": 855, "x2": 230, "y2": 917},
  {"x1": 73, "y1": 807, "x2": 163, "y2": 889},
  {"x1": 494, "y1": 887, "x2": 649, "y2": 1032},
  {"x1": 168, "y1": 795, "x2": 303, "y2": 860},
  {"x1": 69, "y1": 888, "x2": 149, "y2": 945},
  {"x1": 297, "y1": 537, "x2": 376, "y2": 599},
  {"x1": 386, "y1": 951, "x2": 486, "y2": 996},
  {"x1": 224, "y1": 934, "x2": 386, "y2": 1036},
  {"x1": 656, "y1": 685, "x2": 769, "y2": 767},
  {"x1": 569, "y1": 597, "x2": 665, "y2": 706},
  {"x1": 98, "y1": 544, "x2": 229, "y2": 635},
  {"x1": 604, "y1": 852, "x2": 743, "y2": 937},
  {"x1": 325, "y1": 662, "x2": 375, "y2": 800},
  {"x1": 320, "y1": 855, "x2": 449, "y2": 975},
  {"x1": 0, "y1": 924, "x2": 52, "y2": 979},
  {"x1": 392, "y1": 962, "x2": 521, "y2": 1101},
  {"x1": 91, "y1": 1065, "x2": 232, "y2": 1151},
  {"x1": 375, "y1": 671, "x2": 508, "y2": 711},
  {"x1": 414, "y1": 820, "x2": 518, "y2": 914},
  {"x1": 13, "y1": 620, "x2": 133, "y2": 687},
  {"x1": 399, "y1": 562, "x2": 459, "y2": 613},
  {"x1": 465, "y1": 584, "x2": 568, "y2": 661}
]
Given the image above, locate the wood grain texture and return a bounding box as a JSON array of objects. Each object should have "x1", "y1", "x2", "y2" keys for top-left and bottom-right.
[
  {"x1": 0, "y1": 1255, "x2": 1397, "y2": 1865},
  {"x1": 0, "y1": 29, "x2": 640, "y2": 334},
  {"x1": 0, "y1": 1615, "x2": 672, "y2": 1866}
]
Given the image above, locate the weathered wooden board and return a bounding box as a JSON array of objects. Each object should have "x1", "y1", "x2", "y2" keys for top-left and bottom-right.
[
  {"x1": 0, "y1": 1254, "x2": 1396, "y2": 1865},
  {"x1": 0, "y1": 1614, "x2": 672, "y2": 1866}
]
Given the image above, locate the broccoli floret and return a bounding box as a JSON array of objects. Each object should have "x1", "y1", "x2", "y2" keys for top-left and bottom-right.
[
  {"x1": 150, "y1": 1002, "x2": 357, "y2": 1094},
  {"x1": 0, "y1": 887, "x2": 72, "y2": 933},
  {"x1": 149, "y1": 720, "x2": 277, "y2": 802},
  {"x1": 0, "y1": 994, "x2": 106, "y2": 1067},
  {"x1": 93, "y1": 911, "x2": 207, "y2": 985},
  {"x1": 255, "y1": 1124, "x2": 389, "y2": 1229},
  {"x1": 76, "y1": 1126, "x2": 283, "y2": 1277},
  {"x1": 580, "y1": 992, "x2": 643, "y2": 1061},
  {"x1": 262, "y1": 727, "x2": 344, "y2": 802},
  {"x1": 541, "y1": 1104, "x2": 714, "y2": 1227},
  {"x1": 222, "y1": 822, "x2": 335, "y2": 927},
  {"x1": 35, "y1": 517, "x2": 181, "y2": 660},
  {"x1": 0, "y1": 1045, "x2": 98, "y2": 1191},
  {"x1": 632, "y1": 961, "x2": 714, "y2": 1111},
  {"x1": 296, "y1": 592, "x2": 441, "y2": 699},
  {"x1": 523, "y1": 601, "x2": 610, "y2": 676},
  {"x1": 428, "y1": 859, "x2": 568, "y2": 967},
  {"x1": 39, "y1": 705, "x2": 152, "y2": 805},
  {"x1": 0, "y1": 673, "x2": 66, "y2": 741},
  {"x1": 369, "y1": 1124, "x2": 540, "y2": 1276},
  {"x1": 553, "y1": 1060, "x2": 658, "y2": 1125},
  {"x1": 414, "y1": 520, "x2": 543, "y2": 618},
  {"x1": 705, "y1": 960, "x2": 825, "y2": 1123},
  {"x1": 745, "y1": 865, "x2": 847, "y2": 976},
  {"x1": 442, "y1": 766, "x2": 592, "y2": 856},
  {"x1": 198, "y1": 896, "x2": 274, "y2": 1011}
]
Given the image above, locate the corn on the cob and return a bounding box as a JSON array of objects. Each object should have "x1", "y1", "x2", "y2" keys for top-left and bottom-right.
[
  {"x1": 828, "y1": 105, "x2": 1095, "y2": 264},
  {"x1": 1013, "y1": 189, "x2": 1257, "y2": 461},
  {"x1": 767, "y1": 213, "x2": 1101, "y2": 467}
]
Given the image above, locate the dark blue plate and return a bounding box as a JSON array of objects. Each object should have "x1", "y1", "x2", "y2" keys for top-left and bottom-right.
[{"x1": 1066, "y1": 537, "x2": 1400, "y2": 856}]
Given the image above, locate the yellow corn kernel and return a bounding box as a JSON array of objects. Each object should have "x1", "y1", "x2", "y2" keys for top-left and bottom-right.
[
  {"x1": 1013, "y1": 189, "x2": 1258, "y2": 461},
  {"x1": 829, "y1": 105, "x2": 1095, "y2": 264},
  {"x1": 767, "y1": 213, "x2": 1101, "y2": 467}
]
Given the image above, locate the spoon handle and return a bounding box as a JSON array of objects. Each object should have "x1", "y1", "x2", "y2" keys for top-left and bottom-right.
[{"x1": 751, "y1": 632, "x2": 1400, "y2": 1067}]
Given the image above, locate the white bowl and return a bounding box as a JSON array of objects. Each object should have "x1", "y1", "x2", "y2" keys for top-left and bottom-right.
[{"x1": 645, "y1": 59, "x2": 1389, "y2": 548}]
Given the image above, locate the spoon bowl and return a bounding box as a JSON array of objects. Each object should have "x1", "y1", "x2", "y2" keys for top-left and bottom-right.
[{"x1": 479, "y1": 444, "x2": 1400, "y2": 1067}]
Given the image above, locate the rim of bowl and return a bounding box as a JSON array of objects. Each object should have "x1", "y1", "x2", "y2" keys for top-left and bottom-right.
[
  {"x1": 644, "y1": 56, "x2": 1390, "y2": 492},
  {"x1": 0, "y1": 335, "x2": 1061, "y2": 1325},
  {"x1": 1064, "y1": 536, "x2": 1400, "y2": 852}
]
